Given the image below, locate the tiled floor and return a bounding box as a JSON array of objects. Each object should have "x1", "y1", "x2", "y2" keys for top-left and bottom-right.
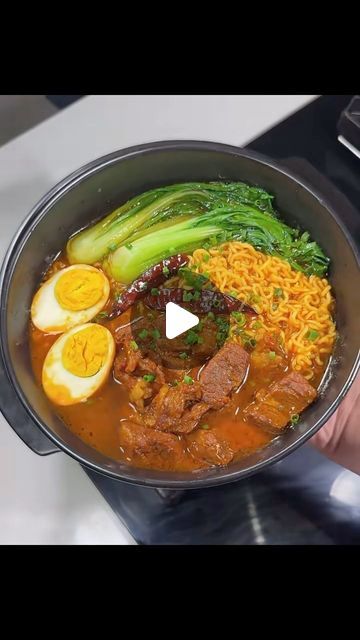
[{"x1": 0, "y1": 96, "x2": 58, "y2": 147}]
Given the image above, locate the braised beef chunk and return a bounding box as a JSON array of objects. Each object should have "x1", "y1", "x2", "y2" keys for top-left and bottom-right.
[
  {"x1": 143, "y1": 382, "x2": 209, "y2": 434},
  {"x1": 186, "y1": 429, "x2": 235, "y2": 466},
  {"x1": 154, "y1": 315, "x2": 219, "y2": 368},
  {"x1": 244, "y1": 371, "x2": 317, "y2": 433},
  {"x1": 118, "y1": 421, "x2": 183, "y2": 468},
  {"x1": 114, "y1": 339, "x2": 165, "y2": 383},
  {"x1": 113, "y1": 339, "x2": 166, "y2": 410},
  {"x1": 200, "y1": 342, "x2": 250, "y2": 408}
]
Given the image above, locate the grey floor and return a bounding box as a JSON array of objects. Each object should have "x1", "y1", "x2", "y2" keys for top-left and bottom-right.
[{"x1": 0, "y1": 95, "x2": 58, "y2": 147}]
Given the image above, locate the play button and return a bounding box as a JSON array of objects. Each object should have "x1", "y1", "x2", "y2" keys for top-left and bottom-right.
[{"x1": 165, "y1": 302, "x2": 199, "y2": 339}]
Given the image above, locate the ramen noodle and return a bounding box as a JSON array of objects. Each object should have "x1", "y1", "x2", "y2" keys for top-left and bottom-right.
[{"x1": 190, "y1": 242, "x2": 336, "y2": 380}]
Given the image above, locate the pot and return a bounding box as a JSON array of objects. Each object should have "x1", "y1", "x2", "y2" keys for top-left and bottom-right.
[{"x1": 0, "y1": 141, "x2": 359, "y2": 489}]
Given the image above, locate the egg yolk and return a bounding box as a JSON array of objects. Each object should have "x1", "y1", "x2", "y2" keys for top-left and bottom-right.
[
  {"x1": 62, "y1": 325, "x2": 108, "y2": 377},
  {"x1": 55, "y1": 269, "x2": 104, "y2": 311}
]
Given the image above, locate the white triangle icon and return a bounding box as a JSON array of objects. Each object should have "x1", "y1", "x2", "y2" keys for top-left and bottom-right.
[{"x1": 165, "y1": 302, "x2": 199, "y2": 340}]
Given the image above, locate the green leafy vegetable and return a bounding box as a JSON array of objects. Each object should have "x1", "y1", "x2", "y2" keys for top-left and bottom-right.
[
  {"x1": 106, "y1": 200, "x2": 329, "y2": 283},
  {"x1": 66, "y1": 179, "x2": 329, "y2": 282},
  {"x1": 67, "y1": 181, "x2": 276, "y2": 265}
]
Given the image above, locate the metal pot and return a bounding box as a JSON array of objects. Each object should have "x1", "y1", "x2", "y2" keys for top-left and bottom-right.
[{"x1": 1, "y1": 141, "x2": 359, "y2": 489}]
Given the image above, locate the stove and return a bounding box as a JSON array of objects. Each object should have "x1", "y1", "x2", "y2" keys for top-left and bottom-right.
[{"x1": 83, "y1": 95, "x2": 360, "y2": 545}]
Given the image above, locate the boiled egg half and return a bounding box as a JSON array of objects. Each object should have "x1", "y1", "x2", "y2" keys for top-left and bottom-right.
[
  {"x1": 31, "y1": 265, "x2": 110, "y2": 334},
  {"x1": 42, "y1": 323, "x2": 115, "y2": 405}
]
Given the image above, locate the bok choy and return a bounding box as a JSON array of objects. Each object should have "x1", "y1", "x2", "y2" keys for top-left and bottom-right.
[
  {"x1": 104, "y1": 204, "x2": 330, "y2": 284},
  {"x1": 66, "y1": 182, "x2": 276, "y2": 264}
]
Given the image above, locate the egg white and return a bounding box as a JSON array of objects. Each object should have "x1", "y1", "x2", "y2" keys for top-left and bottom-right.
[
  {"x1": 42, "y1": 323, "x2": 115, "y2": 406},
  {"x1": 31, "y1": 264, "x2": 110, "y2": 334}
]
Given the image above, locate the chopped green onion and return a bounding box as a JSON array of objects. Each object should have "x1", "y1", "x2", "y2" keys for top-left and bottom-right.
[
  {"x1": 207, "y1": 311, "x2": 215, "y2": 321},
  {"x1": 179, "y1": 352, "x2": 189, "y2": 359},
  {"x1": 183, "y1": 375, "x2": 194, "y2": 385},
  {"x1": 272, "y1": 303, "x2": 279, "y2": 311},
  {"x1": 125, "y1": 243, "x2": 133, "y2": 250},
  {"x1": 253, "y1": 320, "x2": 262, "y2": 329},
  {"x1": 130, "y1": 340, "x2": 138, "y2": 351},
  {"x1": 183, "y1": 291, "x2": 194, "y2": 302},
  {"x1": 138, "y1": 329, "x2": 148, "y2": 340},
  {"x1": 152, "y1": 329, "x2": 161, "y2": 340},
  {"x1": 229, "y1": 290, "x2": 238, "y2": 298},
  {"x1": 185, "y1": 330, "x2": 200, "y2": 345},
  {"x1": 95, "y1": 311, "x2": 109, "y2": 320},
  {"x1": 306, "y1": 329, "x2": 319, "y2": 341},
  {"x1": 269, "y1": 351, "x2": 276, "y2": 360},
  {"x1": 232, "y1": 311, "x2": 246, "y2": 327},
  {"x1": 151, "y1": 288, "x2": 159, "y2": 296},
  {"x1": 179, "y1": 268, "x2": 208, "y2": 291},
  {"x1": 274, "y1": 287, "x2": 284, "y2": 298},
  {"x1": 193, "y1": 290, "x2": 201, "y2": 300},
  {"x1": 243, "y1": 334, "x2": 256, "y2": 350},
  {"x1": 202, "y1": 253, "x2": 210, "y2": 263},
  {"x1": 200, "y1": 424, "x2": 210, "y2": 430},
  {"x1": 290, "y1": 414, "x2": 300, "y2": 425},
  {"x1": 143, "y1": 374, "x2": 155, "y2": 382},
  {"x1": 162, "y1": 265, "x2": 170, "y2": 275}
]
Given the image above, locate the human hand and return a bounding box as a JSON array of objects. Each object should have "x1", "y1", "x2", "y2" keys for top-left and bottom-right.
[{"x1": 310, "y1": 373, "x2": 360, "y2": 475}]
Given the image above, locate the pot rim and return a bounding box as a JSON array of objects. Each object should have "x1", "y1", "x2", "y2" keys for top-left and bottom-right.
[{"x1": 1, "y1": 139, "x2": 359, "y2": 489}]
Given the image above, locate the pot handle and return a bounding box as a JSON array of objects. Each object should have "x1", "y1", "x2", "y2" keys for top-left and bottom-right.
[{"x1": 0, "y1": 351, "x2": 60, "y2": 456}]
